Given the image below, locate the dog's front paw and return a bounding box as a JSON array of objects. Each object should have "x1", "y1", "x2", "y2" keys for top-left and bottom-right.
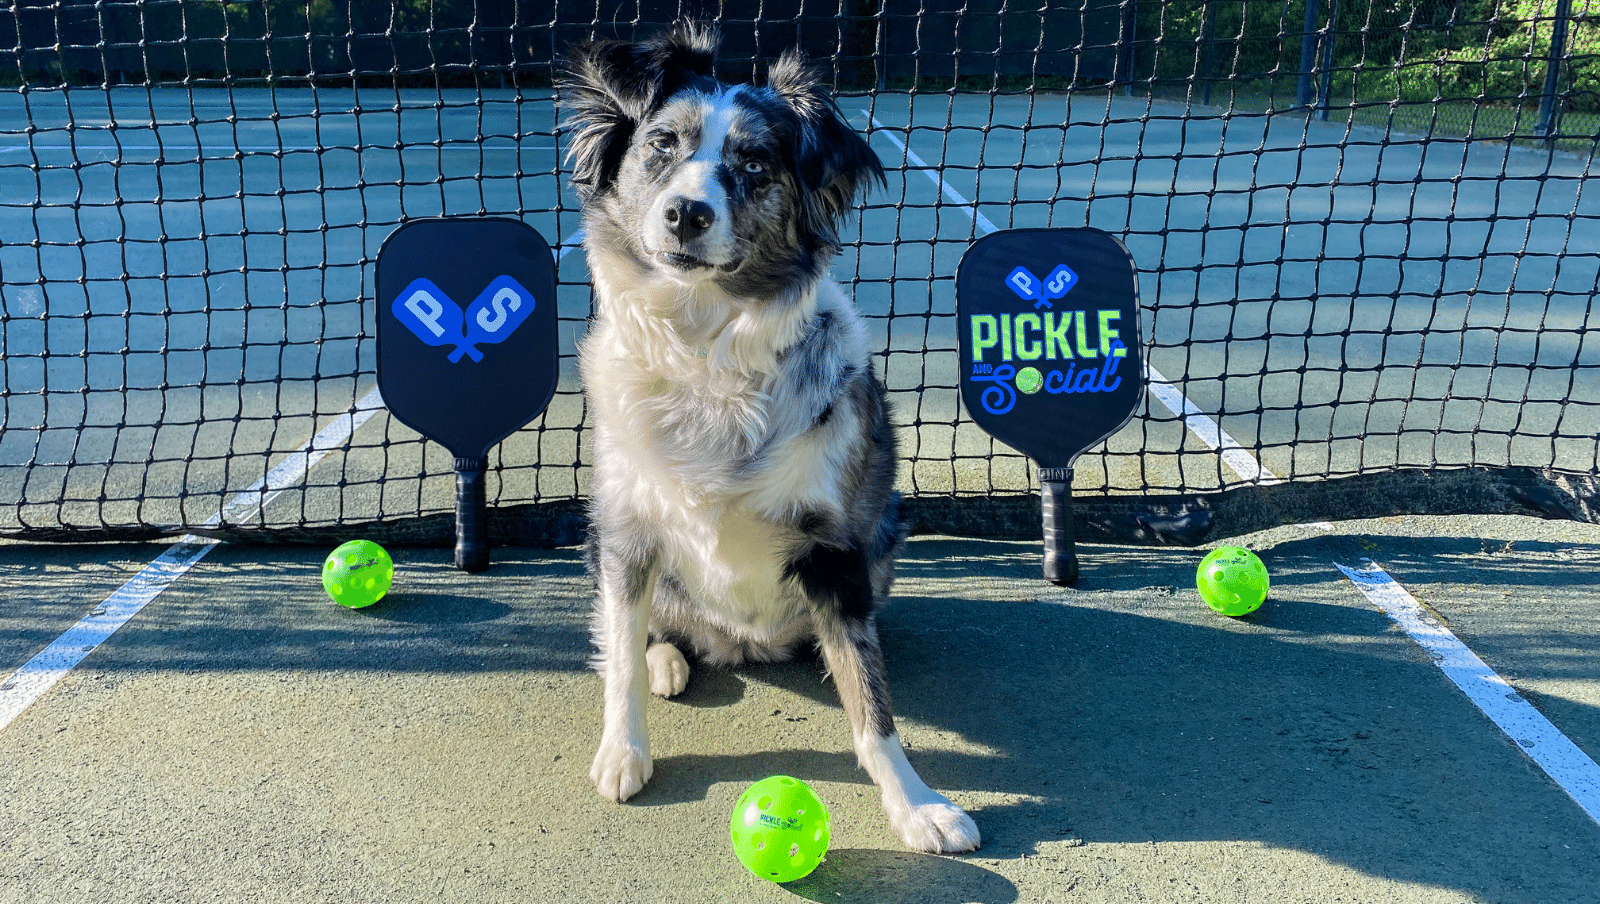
[
  {"x1": 590, "y1": 737, "x2": 653, "y2": 802},
  {"x1": 887, "y1": 792, "x2": 981, "y2": 854},
  {"x1": 646, "y1": 642, "x2": 690, "y2": 697}
]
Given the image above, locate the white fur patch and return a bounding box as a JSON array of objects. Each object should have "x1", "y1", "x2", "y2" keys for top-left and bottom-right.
[
  {"x1": 641, "y1": 88, "x2": 746, "y2": 274},
  {"x1": 589, "y1": 570, "x2": 654, "y2": 802},
  {"x1": 858, "y1": 733, "x2": 982, "y2": 853},
  {"x1": 646, "y1": 641, "x2": 691, "y2": 697}
]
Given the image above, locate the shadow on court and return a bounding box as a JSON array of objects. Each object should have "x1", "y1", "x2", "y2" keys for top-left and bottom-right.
[{"x1": 2, "y1": 529, "x2": 1598, "y2": 903}]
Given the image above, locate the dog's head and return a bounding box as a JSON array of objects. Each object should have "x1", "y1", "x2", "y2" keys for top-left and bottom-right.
[{"x1": 558, "y1": 24, "x2": 886, "y2": 296}]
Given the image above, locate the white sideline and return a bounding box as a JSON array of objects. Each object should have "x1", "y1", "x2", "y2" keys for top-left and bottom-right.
[
  {"x1": 0, "y1": 388, "x2": 386, "y2": 730},
  {"x1": 1339, "y1": 560, "x2": 1600, "y2": 827}
]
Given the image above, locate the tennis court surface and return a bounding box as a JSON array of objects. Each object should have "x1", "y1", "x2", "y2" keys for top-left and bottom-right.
[
  {"x1": 4, "y1": 517, "x2": 1600, "y2": 903},
  {"x1": 3, "y1": 3, "x2": 1600, "y2": 902}
]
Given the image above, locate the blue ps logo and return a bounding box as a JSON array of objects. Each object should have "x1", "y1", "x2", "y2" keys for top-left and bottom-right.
[
  {"x1": 393, "y1": 275, "x2": 537, "y2": 363},
  {"x1": 1005, "y1": 263, "x2": 1078, "y2": 309}
]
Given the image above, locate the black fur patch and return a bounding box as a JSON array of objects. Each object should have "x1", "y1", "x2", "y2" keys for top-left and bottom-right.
[
  {"x1": 785, "y1": 541, "x2": 874, "y2": 622},
  {"x1": 796, "y1": 510, "x2": 830, "y2": 538},
  {"x1": 556, "y1": 24, "x2": 720, "y2": 199}
]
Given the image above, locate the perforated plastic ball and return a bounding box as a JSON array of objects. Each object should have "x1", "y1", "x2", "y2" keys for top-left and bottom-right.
[
  {"x1": 1196, "y1": 546, "x2": 1269, "y2": 617},
  {"x1": 322, "y1": 539, "x2": 394, "y2": 609},
  {"x1": 729, "y1": 776, "x2": 831, "y2": 883}
]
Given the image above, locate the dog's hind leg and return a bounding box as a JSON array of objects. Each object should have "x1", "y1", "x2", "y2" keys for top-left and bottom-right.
[
  {"x1": 588, "y1": 534, "x2": 660, "y2": 802},
  {"x1": 792, "y1": 543, "x2": 982, "y2": 854},
  {"x1": 646, "y1": 641, "x2": 690, "y2": 697}
]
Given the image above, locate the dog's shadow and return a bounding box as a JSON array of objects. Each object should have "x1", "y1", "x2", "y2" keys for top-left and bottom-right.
[
  {"x1": 618, "y1": 535, "x2": 1600, "y2": 903},
  {"x1": 668, "y1": 661, "x2": 754, "y2": 709}
]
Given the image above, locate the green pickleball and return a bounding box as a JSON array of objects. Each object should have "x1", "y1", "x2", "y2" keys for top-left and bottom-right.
[
  {"x1": 1196, "y1": 546, "x2": 1269, "y2": 617},
  {"x1": 322, "y1": 539, "x2": 394, "y2": 609},
  {"x1": 729, "y1": 776, "x2": 831, "y2": 883},
  {"x1": 1015, "y1": 365, "x2": 1044, "y2": 394}
]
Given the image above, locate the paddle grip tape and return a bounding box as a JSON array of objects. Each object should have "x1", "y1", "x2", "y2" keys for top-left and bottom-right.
[
  {"x1": 1039, "y1": 468, "x2": 1078, "y2": 586},
  {"x1": 455, "y1": 457, "x2": 490, "y2": 573}
]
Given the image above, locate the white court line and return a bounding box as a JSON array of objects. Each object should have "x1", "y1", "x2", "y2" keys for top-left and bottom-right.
[
  {"x1": 1339, "y1": 560, "x2": 1600, "y2": 827},
  {"x1": 866, "y1": 115, "x2": 1002, "y2": 235},
  {"x1": 555, "y1": 229, "x2": 585, "y2": 261},
  {"x1": 1142, "y1": 365, "x2": 1283, "y2": 486},
  {"x1": 879, "y1": 103, "x2": 1599, "y2": 814},
  {"x1": 0, "y1": 387, "x2": 385, "y2": 731},
  {"x1": 0, "y1": 227, "x2": 584, "y2": 731}
]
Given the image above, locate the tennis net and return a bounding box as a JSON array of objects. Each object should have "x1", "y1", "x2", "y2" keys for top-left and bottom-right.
[{"x1": 1, "y1": 1, "x2": 1596, "y2": 546}]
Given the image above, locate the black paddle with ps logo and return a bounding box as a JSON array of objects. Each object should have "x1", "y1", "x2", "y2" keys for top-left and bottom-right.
[
  {"x1": 377, "y1": 217, "x2": 559, "y2": 572},
  {"x1": 956, "y1": 228, "x2": 1144, "y2": 585}
]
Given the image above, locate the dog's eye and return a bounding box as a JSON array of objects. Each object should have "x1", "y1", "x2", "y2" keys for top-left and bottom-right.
[
  {"x1": 742, "y1": 160, "x2": 765, "y2": 175},
  {"x1": 649, "y1": 134, "x2": 677, "y2": 154}
]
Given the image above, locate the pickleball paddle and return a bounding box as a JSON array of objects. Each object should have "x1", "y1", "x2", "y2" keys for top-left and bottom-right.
[
  {"x1": 956, "y1": 228, "x2": 1144, "y2": 585},
  {"x1": 376, "y1": 217, "x2": 559, "y2": 572}
]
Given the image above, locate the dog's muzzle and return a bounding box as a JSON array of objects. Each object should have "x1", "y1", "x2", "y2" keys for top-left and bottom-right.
[{"x1": 651, "y1": 196, "x2": 745, "y2": 275}]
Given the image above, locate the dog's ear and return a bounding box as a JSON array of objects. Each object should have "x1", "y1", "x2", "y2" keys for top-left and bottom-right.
[
  {"x1": 767, "y1": 49, "x2": 887, "y2": 240},
  {"x1": 558, "y1": 23, "x2": 719, "y2": 197}
]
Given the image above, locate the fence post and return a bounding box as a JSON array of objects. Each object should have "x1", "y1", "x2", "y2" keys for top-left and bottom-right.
[
  {"x1": 1117, "y1": 0, "x2": 1138, "y2": 93},
  {"x1": 1538, "y1": 0, "x2": 1574, "y2": 140},
  {"x1": 1315, "y1": 0, "x2": 1340, "y2": 119},
  {"x1": 1298, "y1": 0, "x2": 1320, "y2": 109}
]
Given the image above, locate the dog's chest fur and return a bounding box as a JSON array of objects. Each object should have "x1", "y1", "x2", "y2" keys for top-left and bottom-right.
[{"x1": 582, "y1": 265, "x2": 869, "y2": 623}]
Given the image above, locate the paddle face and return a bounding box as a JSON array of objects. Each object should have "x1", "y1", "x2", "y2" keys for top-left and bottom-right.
[
  {"x1": 956, "y1": 228, "x2": 1143, "y2": 470},
  {"x1": 376, "y1": 218, "x2": 558, "y2": 460}
]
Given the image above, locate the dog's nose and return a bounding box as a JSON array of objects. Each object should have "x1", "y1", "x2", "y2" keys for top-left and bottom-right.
[{"x1": 663, "y1": 197, "x2": 716, "y2": 242}]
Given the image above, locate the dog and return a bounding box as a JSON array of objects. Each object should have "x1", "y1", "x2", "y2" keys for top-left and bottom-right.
[{"x1": 557, "y1": 24, "x2": 981, "y2": 854}]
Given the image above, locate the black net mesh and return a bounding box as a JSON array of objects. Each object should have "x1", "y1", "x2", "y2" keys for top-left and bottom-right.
[{"x1": 1, "y1": 1, "x2": 1597, "y2": 546}]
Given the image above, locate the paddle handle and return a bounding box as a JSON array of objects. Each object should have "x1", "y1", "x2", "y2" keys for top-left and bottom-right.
[
  {"x1": 1039, "y1": 467, "x2": 1078, "y2": 586},
  {"x1": 455, "y1": 457, "x2": 489, "y2": 573}
]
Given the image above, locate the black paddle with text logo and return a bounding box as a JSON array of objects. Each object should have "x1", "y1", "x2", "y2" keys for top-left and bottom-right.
[
  {"x1": 956, "y1": 228, "x2": 1144, "y2": 585},
  {"x1": 376, "y1": 217, "x2": 559, "y2": 572}
]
